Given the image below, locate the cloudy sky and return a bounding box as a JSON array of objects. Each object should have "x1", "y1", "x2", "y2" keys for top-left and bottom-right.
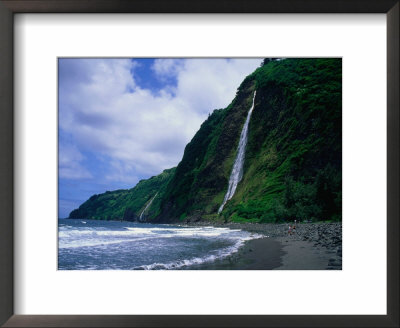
[{"x1": 58, "y1": 58, "x2": 262, "y2": 218}]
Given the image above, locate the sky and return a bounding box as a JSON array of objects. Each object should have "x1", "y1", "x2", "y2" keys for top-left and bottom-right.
[{"x1": 58, "y1": 58, "x2": 263, "y2": 218}]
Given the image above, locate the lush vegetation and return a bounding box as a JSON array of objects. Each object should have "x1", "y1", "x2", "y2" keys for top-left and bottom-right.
[
  {"x1": 69, "y1": 58, "x2": 342, "y2": 224},
  {"x1": 157, "y1": 58, "x2": 342, "y2": 223},
  {"x1": 69, "y1": 168, "x2": 175, "y2": 220}
]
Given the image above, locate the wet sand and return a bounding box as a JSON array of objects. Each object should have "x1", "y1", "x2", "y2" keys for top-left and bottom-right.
[
  {"x1": 186, "y1": 237, "x2": 341, "y2": 270},
  {"x1": 273, "y1": 236, "x2": 339, "y2": 270},
  {"x1": 183, "y1": 222, "x2": 342, "y2": 270},
  {"x1": 186, "y1": 237, "x2": 284, "y2": 270}
]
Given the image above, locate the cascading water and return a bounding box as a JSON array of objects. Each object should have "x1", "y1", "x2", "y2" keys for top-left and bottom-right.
[
  {"x1": 218, "y1": 91, "x2": 256, "y2": 214},
  {"x1": 139, "y1": 193, "x2": 158, "y2": 221}
]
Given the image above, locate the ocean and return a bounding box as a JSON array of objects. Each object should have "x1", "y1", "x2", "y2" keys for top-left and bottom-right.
[{"x1": 58, "y1": 219, "x2": 261, "y2": 270}]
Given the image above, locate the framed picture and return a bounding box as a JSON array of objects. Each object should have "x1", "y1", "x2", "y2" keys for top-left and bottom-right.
[{"x1": 0, "y1": 0, "x2": 398, "y2": 327}]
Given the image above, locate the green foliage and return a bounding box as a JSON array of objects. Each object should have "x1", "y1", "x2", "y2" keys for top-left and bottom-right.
[
  {"x1": 156, "y1": 78, "x2": 258, "y2": 222},
  {"x1": 69, "y1": 168, "x2": 176, "y2": 221},
  {"x1": 70, "y1": 58, "x2": 342, "y2": 224},
  {"x1": 159, "y1": 58, "x2": 342, "y2": 223}
]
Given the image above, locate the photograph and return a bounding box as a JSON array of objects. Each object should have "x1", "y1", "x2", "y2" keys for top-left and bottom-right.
[{"x1": 58, "y1": 57, "x2": 342, "y2": 270}]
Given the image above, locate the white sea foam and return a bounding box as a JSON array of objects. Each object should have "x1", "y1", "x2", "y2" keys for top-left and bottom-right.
[
  {"x1": 58, "y1": 221, "x2": 265, "y2": 270},
  {"x1": 59, "y1": 236, "x2": 159, "y2": 249},
  {"x1": 134, "y1": 234, "x2": 264, "y2": 270},
  {"x1": 59, "y1": 226, "x2": 244, "y2": 240}
]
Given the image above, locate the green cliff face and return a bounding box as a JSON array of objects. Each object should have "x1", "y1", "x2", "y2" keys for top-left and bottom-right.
[
  {"x1": 68, "y1": 168, "x2": 175, "y2": 221},
  {"x1": 157, "y1": 58, "x2": 342, "y2": 223},
  {"x1": 69, "y1": 58, "x2": 341, "y2": 224}
]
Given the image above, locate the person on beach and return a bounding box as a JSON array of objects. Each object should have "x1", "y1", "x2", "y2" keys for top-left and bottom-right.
[{"x1": 288, "y1": 225, "x2": 293, "y2": 235}]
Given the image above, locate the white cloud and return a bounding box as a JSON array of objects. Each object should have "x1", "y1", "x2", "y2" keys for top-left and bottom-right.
[
  {"x1": 59, "y1": 58, "x2": 262, "y2": 182},
  {"x1": 152, "y1": 58, "x2": 184, "y2": 78},
  {"x1": 58, "y1": 143, "x2": 93, "y2": 179},
  {"x1": 104, "y1": 160, "x2": 139, "y2": 185}
]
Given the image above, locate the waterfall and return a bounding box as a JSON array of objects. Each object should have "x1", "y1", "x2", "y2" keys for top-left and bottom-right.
[
  {"x1": 139, "y1": 193, "x2": 158, "y2": 221},
  {"x1": 218, "y1": 91, "x2": 256, "y2": 214}
]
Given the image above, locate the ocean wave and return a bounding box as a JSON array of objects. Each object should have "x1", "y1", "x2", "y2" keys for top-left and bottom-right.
[
  {"x1": 58, "y1": 236, "x2": 159, "y2": 249},
  {"x1": 58, "y1": 223, "x2": 265, "y2": 271},
  {"x1": 133, "y1": 234, "x2": 264, "y2": 270},
  {"x1": 59, "y1": 226, "x2": 245, "y2": 240}
]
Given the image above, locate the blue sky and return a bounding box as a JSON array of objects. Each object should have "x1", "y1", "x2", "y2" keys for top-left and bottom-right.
[{"x1": 58, "y1": 58, "x2": 262, "y2": 218}]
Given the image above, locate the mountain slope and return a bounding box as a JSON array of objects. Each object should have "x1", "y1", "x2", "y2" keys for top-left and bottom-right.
[
  {"x1": 68, "y1": 168, "x2": 175, "y2": 221},
  {"x1": 69, "y1": 58, "x2": 341, "y2": 224},
  {"x1": 157, "y1": 58, "x2": 342, "y2": 223}
]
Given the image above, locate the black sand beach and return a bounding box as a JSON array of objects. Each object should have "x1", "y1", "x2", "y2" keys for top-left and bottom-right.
[{"x1": 184, "y1": 222, "x2": 342, "y2": 270}]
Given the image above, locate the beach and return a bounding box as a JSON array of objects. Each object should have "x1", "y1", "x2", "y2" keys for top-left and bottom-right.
[
  {"x1": 59, "y1": 219, "x2": 342, "y2": 270},
  {"x1": 184, "y1": 222, "x2": 342, "y2": 270}
]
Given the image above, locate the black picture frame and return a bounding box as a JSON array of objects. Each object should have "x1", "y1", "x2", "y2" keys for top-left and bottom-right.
[{"x1": 0, "y1": 1, "x2": 398, "y2": 327}]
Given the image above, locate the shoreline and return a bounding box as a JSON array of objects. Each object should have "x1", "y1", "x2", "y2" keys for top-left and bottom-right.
[
  {"x1": 181, "y1": 222, "x2": 342, "y2": 270},
  {"x1": 61, "y1": 219, "x2": 342, "y2": 270}
]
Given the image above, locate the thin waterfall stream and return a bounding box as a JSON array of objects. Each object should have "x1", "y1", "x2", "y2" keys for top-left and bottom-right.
[
  {"x1": 218, "y1": 91, "x2": 256, "y2": 214},
  {"x1": 139, "y1": 193, "x2": 158, "y2": 221}
]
